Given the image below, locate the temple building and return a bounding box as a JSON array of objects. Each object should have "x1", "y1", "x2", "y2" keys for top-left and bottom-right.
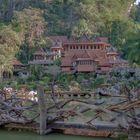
[
  {"x1": 49, "y1": 36, "x2": 68, "y2": 60},
  {"x1": 13, "y1": 60, "x2": 28, "y2": 77},
  {"x1": 61, "y1": 37, "x2": 128, "y2": 73},
  {"x1": 3, "y1": 36, "x2": 128, "y2": 80},
  {"x1": 29, "y1": 49, "x2": 54, "y2": 65}
]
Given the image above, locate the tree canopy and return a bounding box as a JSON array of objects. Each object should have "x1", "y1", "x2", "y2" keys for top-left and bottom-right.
[
  {"x1": 0, "y1": 25, "x2": 21, "y2": 80},
  {"x1": 0, "y1": 0, "x2": 140, "y2": 66}
]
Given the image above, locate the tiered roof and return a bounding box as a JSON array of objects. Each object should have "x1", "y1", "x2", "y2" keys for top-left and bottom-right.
[{"x1": 61, "y1": 49, "x2": 109, "y2": 67}]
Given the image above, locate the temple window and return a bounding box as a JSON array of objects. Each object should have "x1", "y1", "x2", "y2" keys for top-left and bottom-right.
[
  {"x1": 84, "y1": 61, "x2": 86, "y2": 65},
  {"x1": 84, "y1": 61, "x2": 86, "y2": 64},
  {"x1": 89, "y1": 61, "x2": 91, "y2": 65}
]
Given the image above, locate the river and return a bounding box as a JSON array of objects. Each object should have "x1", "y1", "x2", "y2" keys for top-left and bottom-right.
[{"x1": 0, "y1": 130, "x2": 115, "y2": 140}]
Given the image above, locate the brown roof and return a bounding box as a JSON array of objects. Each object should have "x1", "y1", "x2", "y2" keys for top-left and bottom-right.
[
  {"x1": 63, "y1": 36, "x2": 110, "y2": 46},
  {"x1": 98, "y1": 58, "x2": 110, "y2": 66},
  {"x1": 61, "y1": 50, "x2": 109, "y2": 67},
  {"x1": 63, "y1": 42, "x2": 110, "y2": 47},
  {"x1": 61, "y1": 52, "x2": 74, "y2": 67},
  {"x1": 49, "y1": 36, "x2": 68, "y2": 43},
  {"x1": 67, "y1": 36, "x2": 90, "y2": 42}
]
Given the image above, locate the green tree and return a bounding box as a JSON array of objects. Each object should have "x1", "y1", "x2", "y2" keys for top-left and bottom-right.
[
  {"x1": 13, "y1": 8, "x2": 47, "y2": 63},
  {"x1": 0, "y1": 25, "x2": 21, "y2": 80},
  {"x1": 131, "y1": 3, "x2": 140, "y2": 23},
  {"x1": 124, "y1": 31, "x2": 140, "y2": 65},
  {"x1": 72, "y1": 19, "x2": 92, "y2": 38},
  {"x1": 109, "y1": 19, "x2": 135, "y2": 49}
]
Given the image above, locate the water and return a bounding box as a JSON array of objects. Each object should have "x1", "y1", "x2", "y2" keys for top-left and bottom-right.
[{"x1": 0, "y1": 130, "x2": 115, "y2": 140}]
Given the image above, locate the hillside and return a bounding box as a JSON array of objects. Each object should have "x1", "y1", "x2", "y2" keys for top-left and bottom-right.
[{"x1": 0, "y1": 0, "x2": 140, "y2": 79}]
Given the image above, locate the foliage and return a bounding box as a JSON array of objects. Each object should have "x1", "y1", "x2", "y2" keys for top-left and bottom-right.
[
  {"x1": 29, "y1": 64, "x2": 45, "y2": 81},
  {"x1": 0, "y1": 25, "x2": 21, "y2": 80},
  {"x1": 47, "y1": 65, "x2": 61, "y2": 81},
  {"x1": 131, "y1": 3, "x2": 140, "y2": 23},
  {"x1": 12, "y1": 7, "x2": 48, "y2": 63},
  {"x1": 123, "y1": 30, "x2": 140, "y2": 65},
  {"x1": 92, "y1": 76, "x2": 105, "y2": 88},
  {"x1": 13, "y1": 8, "x2": 46, "y2": 47},
  {"x1": 0, "y1": 0, "x2": 140, "y2": 77},
  {"x1": 53, "y1": 58, "x2": 61, "y2": 66}
]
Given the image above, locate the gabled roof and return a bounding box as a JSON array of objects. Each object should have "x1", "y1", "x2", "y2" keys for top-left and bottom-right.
[
  {"x1": 63, "y1": 36, "x2": 110, "y2": 46},
  {"x1": 49, "y1": 36, "x2": 68, "y2": 43},
  {"x1": 61, "y1": 49, "x2": 110, "y2": 67}
]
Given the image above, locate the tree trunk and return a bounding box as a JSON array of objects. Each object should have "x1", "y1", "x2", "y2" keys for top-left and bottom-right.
[{"x1": 37, "y1": 85, "x2": 47, "y2": 135}]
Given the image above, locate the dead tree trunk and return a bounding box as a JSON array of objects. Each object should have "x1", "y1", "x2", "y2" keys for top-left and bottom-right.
[{"x1": 37, "y1": 86, "x2": 47, "y2": 135}]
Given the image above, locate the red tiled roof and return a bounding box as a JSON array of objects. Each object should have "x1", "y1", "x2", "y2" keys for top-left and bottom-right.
[
  {"x1": 61, "y1": 50, "x2": 110, "y2": 67},
  {"x1": 98, "y1": 59, "x2": 110, "y2": 66},
  {"x1": 61, "y1": 58, "x2": 72, "y2": 66}
]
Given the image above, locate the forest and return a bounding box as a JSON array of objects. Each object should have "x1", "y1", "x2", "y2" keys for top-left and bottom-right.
[{"x1": 0, "y1": 0, "x2": 140, "y2": 72}]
